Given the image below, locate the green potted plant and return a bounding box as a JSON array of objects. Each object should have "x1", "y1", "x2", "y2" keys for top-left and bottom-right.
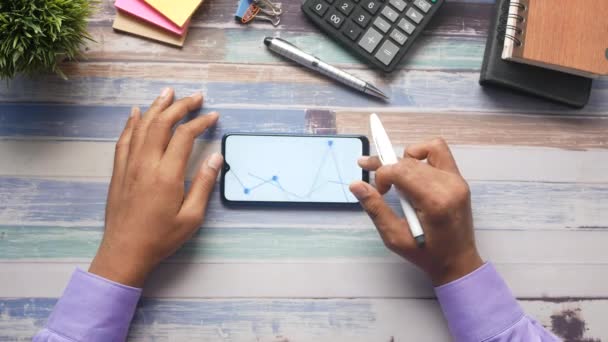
[{"x1": 0, "y1": 0, "x2": 96, "y2": 80}]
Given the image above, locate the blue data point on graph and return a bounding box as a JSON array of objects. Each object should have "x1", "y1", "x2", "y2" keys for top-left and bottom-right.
[
  {"x1": 272, "y1": 175, "x2": 278, "y2": 181},
  {"x1": 244, "y1": 188, "x2": 250, "y2": 194},
  {"x1": 327, "y1": 140, "x2": 334, "y2": 147}
]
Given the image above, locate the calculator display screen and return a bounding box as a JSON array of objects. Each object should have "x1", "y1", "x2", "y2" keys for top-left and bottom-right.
[{"x1": 221, "y1": 134, "x2": 369, "y2": 204}]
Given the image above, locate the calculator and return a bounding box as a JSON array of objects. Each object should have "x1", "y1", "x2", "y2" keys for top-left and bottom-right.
[{"x1": 302, "y1": 0, "x2": 444, "y2": 72}]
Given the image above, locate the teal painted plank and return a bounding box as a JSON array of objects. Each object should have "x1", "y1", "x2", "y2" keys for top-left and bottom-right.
[
  {"x1": 2, "y1": 225, "x2": 608, "y2": 263},
  {"x1": 0, "y1": 226, "x2": 386, "y2": 260},
  {"x1": 224, "y1": 32, "x2": 486, "y2": 70}
]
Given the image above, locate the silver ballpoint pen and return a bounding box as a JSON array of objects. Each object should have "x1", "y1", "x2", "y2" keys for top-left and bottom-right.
[{"x1": 264, "y1": 37, "x2": 389, "y2": 100}]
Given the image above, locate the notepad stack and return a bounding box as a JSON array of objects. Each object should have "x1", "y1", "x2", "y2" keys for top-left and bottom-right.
[
  {"x1": 112, "y1": 0, "x2": 204, "y2": 47},
  {"x1": 479, "y1": 0, "x2": 607, "y2": 108}
]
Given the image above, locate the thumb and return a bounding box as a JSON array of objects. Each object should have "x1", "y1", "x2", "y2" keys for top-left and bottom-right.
[
  {"x1": 178, "y1": 153, "x2": 223, "y2": 229},
  {"x1": 349, "y1": 181, "x2": 415, "y2": 253}
]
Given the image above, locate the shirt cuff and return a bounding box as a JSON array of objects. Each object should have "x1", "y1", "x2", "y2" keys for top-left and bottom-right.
[
  {"x1": 46, "y1": 268, "x2": 142, "y2": 342},
  {"x1": 434, "y1": 262, "x2": 524, "y2": 342}
]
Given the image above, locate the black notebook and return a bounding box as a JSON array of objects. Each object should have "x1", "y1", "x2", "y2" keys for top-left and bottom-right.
[{"x1": 479, "y1": 0, "x2": 593, "y2": 108}]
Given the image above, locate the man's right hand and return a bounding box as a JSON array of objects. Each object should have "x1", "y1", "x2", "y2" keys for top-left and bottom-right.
[{"x1": 349, "y1": 138, "x2": 483, "y2": 286}]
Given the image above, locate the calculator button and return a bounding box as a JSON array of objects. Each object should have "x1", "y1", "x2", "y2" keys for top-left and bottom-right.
[
  {"x1": 381, "y1": 6, "x2": 399, "y2": 22},
  {"x1": 388, "y1": 0, "x2": 406, "y2": 12},
  {"x1": 413, "y1": 0, "x2": 432, "y2": 13},
  {"x1": 326, "y1": 10, "x2": 345, "y2": 28},
  {"x1": 373, "y1": 16, "x2": 390, "y2": 33},
  {"x1": 405, "y1": 7, "x2": 424, "y2": 24},
  {"x1": 309, "y1": 0, "x2": 329, "y2": 16},
  {"x1": 358, "y1": 27, "x2": 383, "y2": 53},
  {"x1": 361, "y1": 0, "x2": 380, "y2": 14},
  {"x1": 389, "y1": 28, "x2": 408, "y2": 45},
  {"x1": 337, "y1": 0, "x2": 355, "y2": 15},
  {"x1": 352, "y1": 7, "x2": 371, "y2": 28},
  {"x1": 374, "y1": 40, "x2": 399, "y2": 65},
  {"x1": 397, "y1": 18, "x2": 416, "y2": 34},
  {"x1": 343, "y1": 21, "x2": 363, "y2": 41}
]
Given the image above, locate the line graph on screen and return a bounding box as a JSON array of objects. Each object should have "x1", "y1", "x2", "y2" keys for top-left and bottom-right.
[{"x1": 227, "y1": 139, "x2": 351, "y2": 201}]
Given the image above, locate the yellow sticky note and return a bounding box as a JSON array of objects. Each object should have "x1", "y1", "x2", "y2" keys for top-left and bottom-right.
[
  {"x1": 113, "y1": 11, "x2": 188, "y2": 47},
  {"x1": 144, "y1": 0, "x2": 202, "y2": 27}
]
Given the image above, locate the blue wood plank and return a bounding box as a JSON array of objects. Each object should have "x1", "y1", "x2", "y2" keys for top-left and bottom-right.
[
  {"x1": 1, "y1": 177, "x2": 606, "y2": 230},
  {"x1": 1, "y1": 74, "x2": 606, "y2": 115},
  {"x1": 0, "y1": 298, "x2": 378, "y2": 340},
  {"x1": 0, "y1": 104, "x2": 310, "y2": 140}
]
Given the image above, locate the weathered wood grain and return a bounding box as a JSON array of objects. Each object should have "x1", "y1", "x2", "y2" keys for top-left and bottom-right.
[
  {"x1": 0, "y1": 104, "x2": 308, "y2": 140},
  {"x1": 79, "y1": 27, "x2": 486, "y2": 70},
  {"x1": 2, "y1": 262, "x2": 608, "y2": 298},
  {"x1": 3, "y1": 69, "x2": 607, "y2": 114},
  {"x1": 336, "y1": 111, "x2": 608, "y2": 149},
  {"x1": 2, "y1": 226, "x2": 607, "y2": 265},
  {"x1": 2, "y1": 141, "x2": 608, "y2": 183},
  {"x1": 0, "y1": 298, "x2": 605, "y2": 341},
  {"x1": 1, "y1": 177, "x2": 607, "y2": 230},
  {"x1": 89, "y1": 0, "x2": 493, "y2": 37},
  {"x1": 2, "y1": 103, "x2": 608, "y2": 149}
]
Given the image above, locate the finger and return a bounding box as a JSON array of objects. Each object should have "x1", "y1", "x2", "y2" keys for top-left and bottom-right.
[
  {"x1": 145, "y1": 92, "x2": 204, "y2": 158},
  {"x1": 128, "y1": 87, "x2": 174, "y2": 162},
  {"x1": 358, "y1": 155, "x2": 383, "y2": 171},
  {"x1": 405, "y1": 138, "x2": 460, "y2": 174},
  {"x1": 349, "y1": 181, "x2": 416, "y2": 253},
  {"x1": 178, "y1": 153, "x2": 223, "y2": 233},
  {"x1": 109, "y1": 107, "x2": 140, "y2": 199},
  {"x1": 143, "y1": 87, "x2": 174, "y2": 120},
  {"x1": 161, "y1": 112, "x2": 219, "y2": 178},
  {"x1": 374, "y1": 158, "x2": 436, "y2": 205}
]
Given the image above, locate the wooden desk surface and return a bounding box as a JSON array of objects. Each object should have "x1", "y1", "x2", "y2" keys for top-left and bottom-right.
[{"x1": 1, "y1": 0, "x2": 607, "y2": 340}]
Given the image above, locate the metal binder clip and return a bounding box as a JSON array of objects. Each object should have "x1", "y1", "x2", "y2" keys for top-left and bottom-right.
[
  {"x1": 253, "y1": 0, "x2": 282, "y2": 16},
  {"x1": 254, "y1": 13, "x2": 281, "y2": 26},
  {"x1": 235, "y1": 0, "x2": 282, "y2": 26}
]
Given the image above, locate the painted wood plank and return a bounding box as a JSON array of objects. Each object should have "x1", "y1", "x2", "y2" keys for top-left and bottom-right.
[
  {"x1": 2, "y1": 141, "x2": 607, "y2": 183},
  {"x1": 4, "y1": 134, "x2": 608, "y2": 189},
  {"x1": 2, "y1": 262, "x2": 608, "y2": 298},
  {"x1": 336, "y1": 110, "x2": 608, "y2": 149},
  {"x1": 90, "y1": 0, "x2": 493, "y2": 38},
  {"x1": 80, "y1": 27, "x2": 486, "y2": 69},
  {"x1": 0, "y1": 104, "x2": 310, "y2": 140},
  {"x1": 1, "y1": 177, "x2": 606, "y2": 230},
  {"x1": 2, "y1": 102, "x2": 607, "y2": 149},
  {"x1": 1, "y1": 298, "x2": 606, "y2": 341},
  {"x1": 0, "y1": 103, "x2": 608, "y2": 149},
  {"x1": 2, "y1": 226, "x2": 608, "y2": 264},
  {"x1": 2, "y1": 70, "x2": 607, "y2": 114}
]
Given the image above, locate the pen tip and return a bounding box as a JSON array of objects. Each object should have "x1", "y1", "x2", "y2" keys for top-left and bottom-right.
[
  {"x1": 263, "y1": 37, "x2": 272, "y2": 46},
  {"x1": 365, "y1": 84, "x2": 390, "y2": 100}
]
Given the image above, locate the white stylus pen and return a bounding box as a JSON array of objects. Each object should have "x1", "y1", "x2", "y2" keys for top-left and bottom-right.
[{"x1": 370, "y1": 113, "x2": 425, "y2": 247}]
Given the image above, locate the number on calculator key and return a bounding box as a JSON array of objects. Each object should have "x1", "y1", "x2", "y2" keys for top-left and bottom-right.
[
  {"x1": 326, "y1": 10, "x2": 345, "y2": 28},
  {"x1": 352, "y1": 7, "x2": 371, "y2": 27}
]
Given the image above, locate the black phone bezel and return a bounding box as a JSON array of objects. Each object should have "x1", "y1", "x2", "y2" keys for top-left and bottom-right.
[{"x1": 220, "y1": 133, "x2": 370, "y2": 208}]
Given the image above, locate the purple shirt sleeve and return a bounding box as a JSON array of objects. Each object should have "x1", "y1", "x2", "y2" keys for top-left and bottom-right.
[
  {"x1": 33, "y1": 268, "x2": 142, "y2": 342},
  {"x1": 435, "y1": 262, "x2": 559, "y2": 342}
]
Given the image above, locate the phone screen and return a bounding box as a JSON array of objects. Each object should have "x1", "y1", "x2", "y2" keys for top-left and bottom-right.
[{"x1": 221, "y1": 134, "x2": 369, "y2": 205}]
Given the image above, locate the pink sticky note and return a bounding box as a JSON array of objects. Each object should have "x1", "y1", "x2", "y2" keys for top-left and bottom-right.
[{"x1": 115, "y1": 0, "x2": 188, "y2": 36}]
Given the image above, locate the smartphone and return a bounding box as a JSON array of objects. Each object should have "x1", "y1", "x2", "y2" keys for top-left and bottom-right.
[{"x1": 221, "y1": 133, "x2": 369, "y2": 207}]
